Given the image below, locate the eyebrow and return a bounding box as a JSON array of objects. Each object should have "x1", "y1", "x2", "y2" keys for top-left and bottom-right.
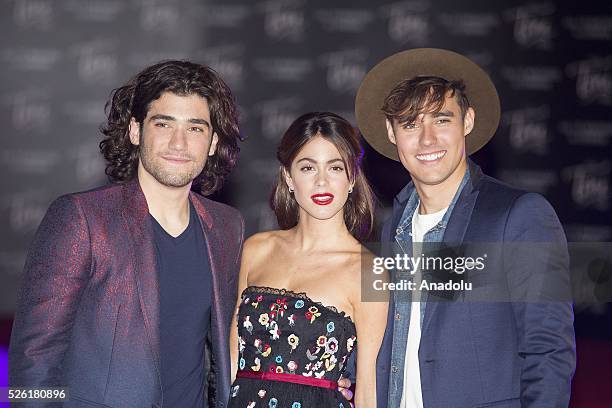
[
  {"x1": 148, "y1": 114, "x2": 211, "y2": 127},
  {"x1": 296, "y1": 158, "x2": 345, "y2": 165},
  {"x1": 432, "y1": 110, "x2": 454, "y2": 118}
]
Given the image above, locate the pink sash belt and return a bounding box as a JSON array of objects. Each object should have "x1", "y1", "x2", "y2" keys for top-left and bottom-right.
[{"x1": 236, "y1": 370, "x2": 338, "y2": 390}]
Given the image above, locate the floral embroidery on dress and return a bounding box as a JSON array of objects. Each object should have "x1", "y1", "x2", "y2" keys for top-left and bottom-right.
[
  {"x1": 229, "y1": 286, "x2": 357, "y2": 407},
  {"x1": 251, "y1": 357, "x2": 261, "y2": 372},
  {"x1": 243, "y1": 316, "x2": 253, "y2": 334},
  {"x1": 305, "y1": 306, "x2": 321, "y2": 323},
  {"x1": 287, "y1": 334, "x2": 299, "y2": 351}
]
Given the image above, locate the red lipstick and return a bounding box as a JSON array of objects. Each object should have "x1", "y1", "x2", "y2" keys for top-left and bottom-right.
[{"x1": 311, "y1": 193, "x2": 334, "y2": 206}]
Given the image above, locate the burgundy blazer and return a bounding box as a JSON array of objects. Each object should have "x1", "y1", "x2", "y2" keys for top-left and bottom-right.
[{"x1": 9, "y1": 179, "x2": 244, "y2": 408}]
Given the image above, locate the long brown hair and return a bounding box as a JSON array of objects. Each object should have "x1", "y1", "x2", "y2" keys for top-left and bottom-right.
[{"x1": 270, "y1": 112, "x2": 375, "y2": 241}]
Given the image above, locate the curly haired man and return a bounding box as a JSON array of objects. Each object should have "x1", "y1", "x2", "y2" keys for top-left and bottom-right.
[{"x1": 9, "y1": 60, "x2": 244, "y2": 408}]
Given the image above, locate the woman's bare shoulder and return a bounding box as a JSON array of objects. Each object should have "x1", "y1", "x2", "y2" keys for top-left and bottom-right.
[
  {"x1": 243, "y1": 230, "x2": 291, "y2": 257},
  {"x1": 345, "y1": 242, "x2": 376, "y2": 269}
]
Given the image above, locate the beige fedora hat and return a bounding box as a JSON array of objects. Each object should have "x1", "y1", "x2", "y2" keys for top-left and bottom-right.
[{"x1": 355, "y1": 48, "x2": 500, "y2": 161}]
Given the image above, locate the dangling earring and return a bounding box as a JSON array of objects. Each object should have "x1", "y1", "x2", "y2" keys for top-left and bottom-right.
[
  {"x1": 348, "y1": 187, "x2": 353, "y2": 194},
  {"x1": 289, "y1": 187, "x2": 294, "y2": 193}
]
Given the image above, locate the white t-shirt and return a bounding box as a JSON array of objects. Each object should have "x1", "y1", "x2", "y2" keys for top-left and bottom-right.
[{"x1": 400, "y1": 203, "x2": 447, "y2": 408}]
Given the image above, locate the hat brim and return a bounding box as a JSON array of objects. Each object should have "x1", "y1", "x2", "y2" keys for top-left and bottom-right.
[{"x1": 355, "y1": 48, "x2": 500, "y2": 161}]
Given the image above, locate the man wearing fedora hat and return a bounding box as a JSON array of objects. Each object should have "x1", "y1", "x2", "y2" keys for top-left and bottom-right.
[{"x1": 355, "y1": 48, "x2": 575, "y2": 407}]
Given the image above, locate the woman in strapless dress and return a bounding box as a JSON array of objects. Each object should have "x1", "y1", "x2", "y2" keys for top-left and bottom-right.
[{"x1": 228, "y1": 112, "x2": 388, "y2": 408}]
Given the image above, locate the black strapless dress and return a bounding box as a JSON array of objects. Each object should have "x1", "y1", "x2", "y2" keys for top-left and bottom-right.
[{"x1": 228, "y1": 286, "x2": 357, "y2": 408}]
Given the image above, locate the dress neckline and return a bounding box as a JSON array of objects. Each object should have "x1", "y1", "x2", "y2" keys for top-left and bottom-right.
[{"x1": 241, "y1": 285, "x2": 354, "y2": 324}]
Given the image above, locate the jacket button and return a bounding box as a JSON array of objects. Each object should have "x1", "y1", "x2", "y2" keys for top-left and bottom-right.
[
  {"x1": 391, "y1": 365, "x2": 398, "y2": 373},
  {"x1": 395, "y1": 313, "x2": 401, "y2": 320}
]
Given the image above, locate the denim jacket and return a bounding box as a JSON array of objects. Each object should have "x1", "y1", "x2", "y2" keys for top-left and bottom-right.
[{"x1": 387, "y1": 168, "x2": 470, "y2": 408}]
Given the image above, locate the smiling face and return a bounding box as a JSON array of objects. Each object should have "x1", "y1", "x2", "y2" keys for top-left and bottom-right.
[
  {"x1": 386, "y1": 92, "x2": 474, "y2": 190},
  {"x1": 129, "y1": 91, "x2": 219, "y2": 188},
  {"x1": 284, "y1": 135, "x2": 353, "y2": 223}
]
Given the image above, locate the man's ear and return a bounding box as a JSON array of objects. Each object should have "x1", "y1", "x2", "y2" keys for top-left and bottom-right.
[
  {"x1": 282, "y1": 166, "x2": 294, "y2": 191},
  {"x1": 463, "y1": 107, "x2": 475, "y2": 136},
  {"x1": 129, "y1": 118, "x2": 140, "y2": 146},
  {"x1": 208, "y1": 133, "x2": 219, "y2": 157},
  {"x1": 385, "y1": 119, "x2": 397, "y2": 145}
]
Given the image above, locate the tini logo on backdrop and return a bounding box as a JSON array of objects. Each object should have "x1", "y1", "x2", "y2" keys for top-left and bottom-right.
[
  {"x1": 567, "y1": 57, "x2": 612, "y2": 106},
  {"x1": 381, "y1": 1, "x2": 430, "y2": 45},
  {"x1": 4, "y1": 190, "x2": 50, "y2": 234},
  {"x1": 200, "y1": 45, "x2": 245, "y2": 90},
  {"x1": 13, "y1": 0, "x2": 54, "y2": 29},
  {"x1": 139, "y1": 2, "x2": 180, "y2": 34},
  {"x1": 71, "y1": 40, "x2": 118, "y2": 83},
  {"x1": 72, "y1": 144, "x2": 106, "y2": 183},
  {"x1": 505, "y1": 2, "x2": 555, "y2": 50},
  {"x1": 255, "y1": 97, "x2": 302, "y2": 140},
  {"x1": 503, "y1": 106, "x2": 550, "y2": 155},
  {"x1": 260, "y1": 0, "x2": 305, "y2": 42},
  {"x1": 563, "y1": 161, "x2": 611, "y2": 211},
  {"x1": 320, "y1": 49, "x2": 367, "y2": 94},
  {"x1": 6, "y1": 91, "x2": 52, "y2": 132}
]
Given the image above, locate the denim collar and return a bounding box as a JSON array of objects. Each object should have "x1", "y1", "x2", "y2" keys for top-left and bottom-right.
[{"x1": 395, "y1": 164, "x2": 471, "y2": 240}]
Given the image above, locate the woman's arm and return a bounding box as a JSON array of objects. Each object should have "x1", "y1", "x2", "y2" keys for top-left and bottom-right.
[
  {"x1": 352, "y1": 254, "x2": 389, "y2": 408},
  {"x1": 229, "y1": 235, "x2": 257, "y2": 382}
]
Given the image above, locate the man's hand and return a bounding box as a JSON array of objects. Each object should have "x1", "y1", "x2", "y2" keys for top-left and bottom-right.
[{"x1": 337, "y1": 377, "x2": 354, "y2": 402}]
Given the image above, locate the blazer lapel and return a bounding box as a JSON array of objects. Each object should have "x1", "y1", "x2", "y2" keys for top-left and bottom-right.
[
  {"x1": 190, "y1": 195, "x2": 226, "y2": 345},
  {"x1": 421, "y1": 164, "x2": 480, "y2": 335},
  {"x1": 121, "y1": 179, "x2": 162, "y2": 379},
  {"x1": 191, "y1": 194, "x2": 234, "y2": 405}
]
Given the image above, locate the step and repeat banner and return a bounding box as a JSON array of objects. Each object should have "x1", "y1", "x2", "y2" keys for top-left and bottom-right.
[{"x1": 1, "y1": 0, "x2": 611, "y2": 329}]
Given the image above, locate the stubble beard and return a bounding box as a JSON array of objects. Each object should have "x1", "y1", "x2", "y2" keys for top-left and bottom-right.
[{"x1": 139, "y1": 144, "x2": 205, "y2": 188}]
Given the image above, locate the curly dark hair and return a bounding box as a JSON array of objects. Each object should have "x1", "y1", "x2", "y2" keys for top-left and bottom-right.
[{"x1": 99, "y1": 60, "x2": 242, "y2": 195}]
